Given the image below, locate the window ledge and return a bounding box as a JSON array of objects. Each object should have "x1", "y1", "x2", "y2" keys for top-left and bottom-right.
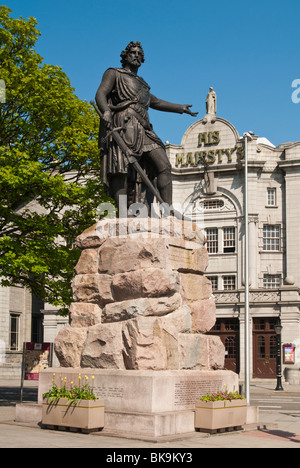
[
  {"x1": 208, "y1": 252, "x2": 237, "y2": 256},
  {"x1": 259, "y1": 250, "x2": 282, "y2": 254}
]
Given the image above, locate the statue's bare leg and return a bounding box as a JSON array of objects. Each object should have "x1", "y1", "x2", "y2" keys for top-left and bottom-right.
[{"x1": 145, "y1": 148, "x2": 172, "y2": 205}]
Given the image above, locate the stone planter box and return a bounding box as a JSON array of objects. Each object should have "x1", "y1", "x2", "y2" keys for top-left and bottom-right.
[
  {"x1": 195, "y1": 399, "x2": 247, "y2": 433},
  {"x1": 42, "y1": 398, "x2": 105, "y2": 432}
]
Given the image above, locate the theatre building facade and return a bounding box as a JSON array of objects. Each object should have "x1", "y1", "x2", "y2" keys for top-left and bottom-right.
[{"x1": 166, "y1": 100, "x2": 300, "y2": 383}]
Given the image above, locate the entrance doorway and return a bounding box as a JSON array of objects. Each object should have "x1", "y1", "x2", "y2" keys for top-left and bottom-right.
[
  {"x1": 210, "y1": 319, "x2": 240, "y2": 373},
  {"x1": 253, "y1": 318, "x2": 277, "y2": 378}
]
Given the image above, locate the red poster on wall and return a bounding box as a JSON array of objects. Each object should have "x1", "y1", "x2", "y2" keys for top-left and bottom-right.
[
  {"x1": 23, "y1": 342, "x2": 53, "y2": 381},
  {"x1": 283, "y1": 344, "x2": 295, "y2": 364}
]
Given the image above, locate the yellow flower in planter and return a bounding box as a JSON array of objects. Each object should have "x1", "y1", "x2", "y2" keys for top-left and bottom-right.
[{"x1": 43, "y1": 375, "x2": 99, "y2": 402}]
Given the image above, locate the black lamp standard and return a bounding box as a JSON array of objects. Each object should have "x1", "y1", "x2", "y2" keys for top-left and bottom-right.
[{"x1": 274, "y1": 320, "x2": 284, "y2": 391}]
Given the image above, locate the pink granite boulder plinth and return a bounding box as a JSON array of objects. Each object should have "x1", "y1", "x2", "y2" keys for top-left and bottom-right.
[{"x1": 54, "y1": 217, "x2": 223, "y2": 371}]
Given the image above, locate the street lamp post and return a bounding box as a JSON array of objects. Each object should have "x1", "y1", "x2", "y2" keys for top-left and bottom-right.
[
  {"x1": 243, "y1": 131, "x2": 254, "y2": 405},
  {"x1": 274, "y1": 320, "x2": 284, "y2": 391}
]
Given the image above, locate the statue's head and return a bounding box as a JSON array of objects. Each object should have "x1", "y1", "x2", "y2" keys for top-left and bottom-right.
[{"x1": 120, "y1": 41, "x2": 145, "y2": 68}]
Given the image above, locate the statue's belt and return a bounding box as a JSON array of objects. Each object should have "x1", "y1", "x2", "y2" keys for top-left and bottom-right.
[{"x1": 110, "y1": 101, "x2": 152, "y2": 131}]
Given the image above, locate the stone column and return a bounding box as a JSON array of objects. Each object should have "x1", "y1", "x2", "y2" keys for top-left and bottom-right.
[
  {"x1": 0, "y1": 287, "x2": 9, "y2": 366},
  {"x1": 279, "y1": 160, "x2": 300, "y2": 287},
  {"x1": 42, "y1": 307, "x2": 68, "y2": 367}
]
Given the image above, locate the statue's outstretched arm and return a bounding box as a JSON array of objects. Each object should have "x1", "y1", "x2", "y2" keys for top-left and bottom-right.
[{"x1": 150, "y1": 94, "x2": 198, "y2": 117}]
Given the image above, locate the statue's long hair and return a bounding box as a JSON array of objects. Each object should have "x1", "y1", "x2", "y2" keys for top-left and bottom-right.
[{"x1": 120, "y1": 41, "x2": 145, "y2": 67}]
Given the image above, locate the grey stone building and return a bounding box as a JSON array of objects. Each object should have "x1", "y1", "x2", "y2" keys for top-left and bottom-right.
[
  {"x1": 0, "y1": 285, "x2": 43, "y2": 379},
  {"x1": 0, "y1": 284, "x2": 67, "y2": 380},
  {"x1": 166, "y1": 101, "x2": 300, "y2": 383}
]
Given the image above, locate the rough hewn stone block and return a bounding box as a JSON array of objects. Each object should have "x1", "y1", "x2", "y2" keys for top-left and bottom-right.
[
  {"x1": 74, "y1": 248, "x2": 100, "y2": 274},
  {"x1": 54, "y1": 327, "x2": 87, "y2": 368},
  {"x1": 111, "y1": 268, "x2": 180, "y2": 301},
  {"x1": 72, "y1": 274, "x2": 113, "y2": 306},
  {"x1": 99, "y1": 237, "x2": 168, "y2": 274},
  {"x1": 190, "y1": 298, "x2": 216, "y2": 333},
  {"x1": 178, "y1": 333, "x2": 224, "y2": 370},
  {"x1": 167, "y1": 241, "x2": 209, "y2": 273},
  {"x1": 122, "y1": 316, "x2": 168, "y2": 370},
  {"x1": 81, "y1": 322, "x2": 125, "y2": 369},
  {"x1": 102, "y1": 293, "x2": 182, "y2": 323},
  {"x1": 69, "y1": 302, "x2": 102, "y2": 328},
  {"x1": 180, "y1": 273, "x2": 212, "y2": 302}
]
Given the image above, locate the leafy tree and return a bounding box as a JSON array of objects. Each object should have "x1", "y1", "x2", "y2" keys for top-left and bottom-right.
[{"x1": 0, "y1": 6, "x2": 109, "y2": 312}]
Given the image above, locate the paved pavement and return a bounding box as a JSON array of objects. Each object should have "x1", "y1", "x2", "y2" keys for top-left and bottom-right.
[{"x1": 0, "y1": 380, "x2": 299, "y2": 449}]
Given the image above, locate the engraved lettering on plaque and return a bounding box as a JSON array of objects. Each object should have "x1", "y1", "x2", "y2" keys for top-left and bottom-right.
[
  {"x1": 174, "y1": 379, "x2": 223, "y2": 406},
  {"x1": 169, "y1": 245, "x2": 193, "y2": 270},
  {"x1": 93, "y1": 385, "x2": 124, "y2": 399}
]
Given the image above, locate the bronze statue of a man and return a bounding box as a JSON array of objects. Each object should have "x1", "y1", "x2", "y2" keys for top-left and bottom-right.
[{"x1": 95, "y1": 41, "x2": 197, "y2": 210}]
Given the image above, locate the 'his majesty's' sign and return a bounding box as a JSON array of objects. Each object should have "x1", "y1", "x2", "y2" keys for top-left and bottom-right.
[
  {"x1": 175, "y1": 130, "x2": 244, "y2": 168},
  {"x1": 167, "y1": 102, "x2": 245, "y2": 170}
]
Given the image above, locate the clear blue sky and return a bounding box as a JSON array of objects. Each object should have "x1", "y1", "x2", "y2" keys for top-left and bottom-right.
[{"x1": 4, "y1": 0, "x2": 300, "y2": 146}]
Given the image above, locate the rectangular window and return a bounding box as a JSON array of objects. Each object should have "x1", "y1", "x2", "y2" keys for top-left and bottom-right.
[
  {"x1": 263, "y1": 274, "x2": 281, "y2": 289},
  {"x1": 32, "y1": 315, "x2": 43, "y2": 343},
  {"x1": 263, "y1": 225, "x2": 280, "y2": 251},
  {"x1": 202, "y1": 200, "x2": 224, "y2": 210},
  {"x1": 267, "y1": 188, "x2": 276, "y2": 206},
  {"x1": 206, "y1": 228, "x2": 218, "y2": 253},
  {"x1": 10, "y1": 313, "x2": 20, "y2": 351},
  {"x1": 223, "y1": 227, "x2": 236, "y2": 253},
  {"x1": 207, "y1": 276, "x2": 218, "y2": 291},
  {"x1": 223, "y1": 276, "x2": 236, "y2": 290}
]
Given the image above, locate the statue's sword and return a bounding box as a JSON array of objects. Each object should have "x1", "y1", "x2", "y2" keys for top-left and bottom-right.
[{"x1": 90, "y1": 100, "x2": 165, "y2": 204}]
